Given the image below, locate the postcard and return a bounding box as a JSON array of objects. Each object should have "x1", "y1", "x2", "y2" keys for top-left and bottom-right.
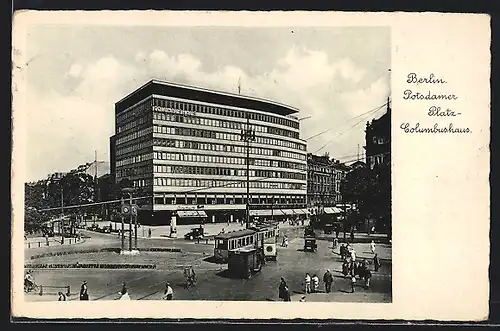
[{"x1": 11, "y1": 11, "x2": 490, "y2": 321}]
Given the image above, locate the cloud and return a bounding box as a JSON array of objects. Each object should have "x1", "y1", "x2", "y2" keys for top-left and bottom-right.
[
  {"x1": 67, "y1": 63, "x2": 83, "y2": 78},
  {"x1": 25, "y1": 47, "x2": 389, "y2": 181}
]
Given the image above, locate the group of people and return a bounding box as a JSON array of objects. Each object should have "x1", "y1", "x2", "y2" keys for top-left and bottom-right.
[
  {"x1": 338, "y1": 241, "x2": 382, "y2": 292},
  {"x1": 304, "y1": 270, "x2": 334, "y2": 294},
  {"x1": 77, "y1": 280, "x2": 175, "y2": 301}
]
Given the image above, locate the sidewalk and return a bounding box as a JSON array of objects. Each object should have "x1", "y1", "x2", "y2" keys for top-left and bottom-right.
[
  {"x1": 289, "y1": 291, "x2": 391, "y2": 303},
  {"x1": 93, "y1": 219, "x2": 309, "y2": 240},
  {"x1": 24, "y1": 237, "x2": 85, "y2": 249}
]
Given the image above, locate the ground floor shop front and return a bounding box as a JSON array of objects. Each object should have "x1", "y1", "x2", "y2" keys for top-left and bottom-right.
[{"x1": 137, "y1": 204, "x2": 309, "y2": 226}]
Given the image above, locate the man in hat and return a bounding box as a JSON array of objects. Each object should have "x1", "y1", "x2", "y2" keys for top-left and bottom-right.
[
  {"x1": 323, "y1": 269, "x2": 334, "y2": 293},
  {"x1": 79, "y1": 281, "x2": 89, "y2": 300}
]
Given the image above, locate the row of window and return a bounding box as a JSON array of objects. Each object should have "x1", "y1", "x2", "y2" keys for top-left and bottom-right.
[
  {"x1": 153, "y1": 124, "x2": 305, "y2": 153},
  {"x1": 153, "y1": 165, "x2": 306, "y2": 181},
  {"x1": 116, "y1": 165, "x2": 152, "y2": 179},
  {"x1": 117, "y1": 115, "x2": 151, "y2": 134},
  {"x1": 152, "y1": 151, "x2": 307, "y2": 171},
  {"x1": 152, "y1": 111, "x2": 300, "y2": 140},
  {"x1": 133, "y1": 178, "x2": 153, "y2": 188},
  {"x1": 153, "y1": 177, "x2": 306, "y2": 190},
  {"x1": 116, "y1": 127, "x2": 152, "y2": 146},
  {"x1": 308, "y1": 184, "x2": 341, "y2": 193},
  {"x1": 153, "y1": 195, "x2": 307, "y2": 206},
  {"x1": 116, "y1": 152, "x2": 153, "y2": 167},
  {"x1": 116, "y1": 100, "x2": 150, "y2": 125},
  {"x1": 308, "y1": 173, "x2": 345, "y2": 183},
  {"x1": 152, "y1": 98, "x2": 299, "y2": 129},
  {"x1": 116, "y1": 139, "x2": 152, "y2": 157},
  {"x1": 152, "y1": 137, "x2": 306, "y2": 161}
]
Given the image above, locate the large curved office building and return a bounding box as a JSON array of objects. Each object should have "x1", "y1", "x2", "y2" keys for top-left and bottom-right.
[{"x1": 110, "y1": 80, "x2": 308, "y2": 225}]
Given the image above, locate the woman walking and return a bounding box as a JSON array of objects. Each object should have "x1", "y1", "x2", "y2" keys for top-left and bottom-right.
[{"x1": 278, "y1": 277, "x2": 291, "y2": 302}]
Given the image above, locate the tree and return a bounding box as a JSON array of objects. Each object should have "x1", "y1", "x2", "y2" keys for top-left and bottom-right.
[{"x1": 341, "y1": 164, "x2": 391, "y2": 238}]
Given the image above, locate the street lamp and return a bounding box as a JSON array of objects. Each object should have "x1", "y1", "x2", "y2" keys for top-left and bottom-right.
[{"x1": 122, "y1": 187, "x2": 137, "y2": 252}]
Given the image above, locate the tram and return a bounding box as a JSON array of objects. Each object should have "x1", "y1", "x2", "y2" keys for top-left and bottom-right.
[{"x1": 214, "y1": 225, "x2": 278, "y2": 263}]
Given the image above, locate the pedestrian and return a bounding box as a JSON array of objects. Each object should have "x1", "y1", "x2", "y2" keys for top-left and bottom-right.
[
  {"x1": 370, "y1": 240, "x2": 376, "y2": 254},
  {"x1": 163, "y1": 282, "x2": 173, "y2": 300},
  {"x1": 350, "y1": 275, "x2": 356, "y2": 293},
  {"x1": 333, "y1": 237, "x2": 339, "y2": 250},
  {"x1": 119, "y1": 288, "x2": 131, "y2": 300},
  {"x1": 373, "y1": 253, "x2": 381, "y2": 272},
  {"x1": 350, "y1": 248, "x2": 356, "y2": 263},
  {"x1": 312, "y1": 274, "x2": 319, "y2": 293},
  {"x1": 323, "y1": 269, "x2": 333, "y2": 293},
  {"x1": 58, "y1": 292, "x2": 66, "y2": 301},
  {"x1": 342, "y1": 260, "x2": 350, "y2": 278},
  {"x1": 118, "y1": 282, "x2": 130, "y2": 300},
  {"x1": 340, "y1": 243, "x2": 346, "y2": 260},
  {"x1": 304, "y1": 273, "x2": 311, "y2": 294},
  {"x1": 278, "y1": 277, "x2": 291, "y2": 302},
  {"x1": 79, "y1": 281, "x2": 89, "y2": 300},
  {"x1": 364, "y1": 269, "x2": 372, "y2": 289}
]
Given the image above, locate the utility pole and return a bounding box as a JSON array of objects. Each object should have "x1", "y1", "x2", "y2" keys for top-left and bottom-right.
[
  {"x1": 129, "y1": 193, "x2": 133, "y2": 251},
  {"x1": 60, "y1": 187, "x2": 64, "y2": 244},
  {"x1": 121, "y1": 197, "x2": 125, "y2": 252},
  {"x1": 134, "y1": 199, "x2": 138, "y2": 250},
  {"x1": 241, "y1": 114, "x2": 255, "y2": 229}
]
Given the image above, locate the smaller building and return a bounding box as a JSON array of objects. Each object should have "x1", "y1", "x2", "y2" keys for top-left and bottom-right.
[
  {"x1": 364, "y1": 99, "x2": 391, "y2": 169},
  {"x1": 306, "y1": 153, "x2": 349, "y2": 214}
]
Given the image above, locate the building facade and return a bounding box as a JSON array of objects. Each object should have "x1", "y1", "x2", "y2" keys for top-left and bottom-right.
[
  {"x1": 110, "y1": 80, "x2": 308, "y2": 225},
  {"x1": 306, "y1": 153, "x2": 349, "y2": 214},
  {"x1": 364, "y1": 100, "x2": 391, "y2": 169}
]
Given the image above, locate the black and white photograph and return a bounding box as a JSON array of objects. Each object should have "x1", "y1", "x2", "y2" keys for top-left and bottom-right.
[{"x1": 20, "y1": 22, "x2": 392, "y2": 304}]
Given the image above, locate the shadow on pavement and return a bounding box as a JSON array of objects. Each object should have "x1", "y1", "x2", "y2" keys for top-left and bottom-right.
[
  {"x1": 203, "y1": 256, "x2": 225, "y2": 264},
  {"x1": 215, "y1": 269, "x2": 256, "y2": 280}
]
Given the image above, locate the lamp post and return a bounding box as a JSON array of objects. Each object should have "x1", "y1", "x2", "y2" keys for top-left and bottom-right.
[
  {"x1": 240, "y1": 114, "x2": 255, "y2": 229},
  {"x1": 122, "y1": 188, "x2": 135, "y2": 251}
]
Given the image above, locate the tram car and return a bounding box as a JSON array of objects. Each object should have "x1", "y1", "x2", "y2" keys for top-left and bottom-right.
[{"x1": 214, "y1": 225, "x2": 278, "y2": 263}]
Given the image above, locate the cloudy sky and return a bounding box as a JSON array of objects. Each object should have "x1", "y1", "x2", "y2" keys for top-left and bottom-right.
[{"x1": 23, "y1": 25, "x2": 390, "y2": 182}]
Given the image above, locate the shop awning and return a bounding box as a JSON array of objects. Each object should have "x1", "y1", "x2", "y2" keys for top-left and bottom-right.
[
  {"x1": 249, "y1": 209, "x2": 285, "y2": 217},
  {"x1": 177, "y1": 210, "x2": 208, "y2": 218},
  {"x1": 292, "y1": 208, "x2": 310, "y2": 215},
  {"x1": 323, "y1": 207, "x2": 343, "y2": 214},
  {"x1": 280, "y1": 209, "x2": 296, "y2": 215}
]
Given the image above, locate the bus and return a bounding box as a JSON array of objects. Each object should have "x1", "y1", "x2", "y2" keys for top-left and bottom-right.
[{"x1": 214, "y1": 226, "x2": 278, "y2": 263}]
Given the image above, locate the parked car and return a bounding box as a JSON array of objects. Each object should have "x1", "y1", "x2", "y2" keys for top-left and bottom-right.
[
  {"x1": 100, "y1": 226, "x2": 111, "y2": 233},
  {"x1": 87, "y1": 224, "x2": 99, "y2": 231},
  {"x1": 184, "y1": 227, "x2": 205, "y2": 240}
]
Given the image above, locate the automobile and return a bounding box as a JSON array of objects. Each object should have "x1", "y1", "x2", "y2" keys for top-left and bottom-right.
[
  {"x1": 87, "y1": 224, "x2": 99, "y2": 231},
  {"x1": 184, "y1": 227, "x2": 205, "y2": 240},
  {"x1": 100, "y1": 226, "x2": 111, "y2": 233},
  {"x1": 304, "y1": 237, "x2": 317, "y2": 252}
]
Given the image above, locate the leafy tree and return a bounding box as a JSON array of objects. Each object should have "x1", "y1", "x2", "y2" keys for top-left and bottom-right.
[{"x1": 341, "y1": 164, "x2": 391, "y2": 238}]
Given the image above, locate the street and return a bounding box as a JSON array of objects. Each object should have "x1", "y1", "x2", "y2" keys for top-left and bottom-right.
[{"x1": 24, "y1": 225, "x2": 391, "y2": 302}]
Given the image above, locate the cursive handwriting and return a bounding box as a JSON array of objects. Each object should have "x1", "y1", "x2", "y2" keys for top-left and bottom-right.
[
  {"x1": 407, "y1": 73, "x2": 447, "y2": 84},
  {"x1": 400, "y1": 122, "x2": 470, "y2": 134},
  {"x1": 403, "y1": 90, "x2": 458, "y2": 101},
  {"x1": 428, "y1": 106, "x2": 460, "y2": 117}
]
